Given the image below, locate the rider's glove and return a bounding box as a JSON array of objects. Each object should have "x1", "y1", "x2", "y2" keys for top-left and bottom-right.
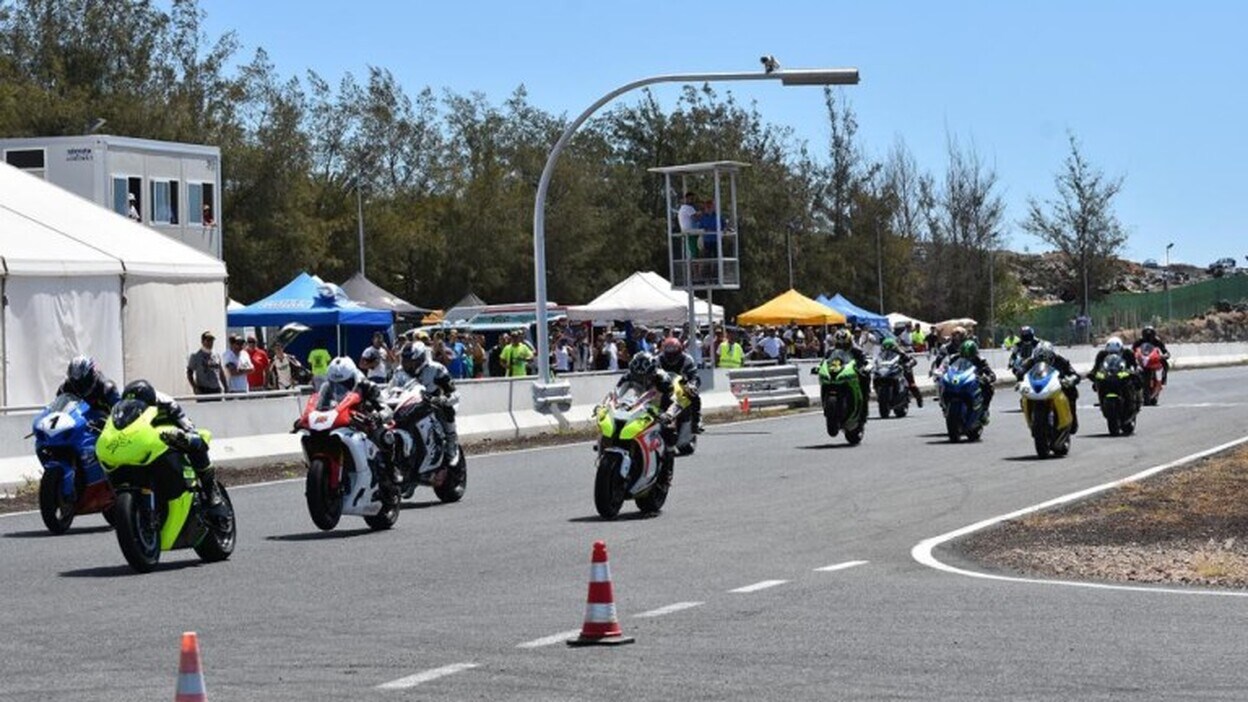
[{"x1": 160, "y1": 429, "x2": 192, "y2": 451}]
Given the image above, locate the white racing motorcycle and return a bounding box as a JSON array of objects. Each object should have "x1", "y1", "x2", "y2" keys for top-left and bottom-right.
[
  {"x1": 381, "y1": 382, "x2": 467, "y2": 503},
  {"x1": 295, "y1": 385, "x2": 399, "y2": 531}
]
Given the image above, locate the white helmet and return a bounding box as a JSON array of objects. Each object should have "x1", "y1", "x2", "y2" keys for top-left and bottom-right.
[
  {"x1": 1105, "y1": 336, "x2": 1124, "y2": 354},
  {"x1": 326, "y1": 356, "x2": 359, "y2": 389}
]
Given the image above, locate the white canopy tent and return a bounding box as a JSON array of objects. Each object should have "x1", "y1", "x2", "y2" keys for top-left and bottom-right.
[
  {"x1": 566, "y1": 271, "x2": 724, "y2": 326},
  {"x1": 886, "y1": 312, "x2": 935, "y2": 332},
  {"x1": 0, "y1": 163, "x2": 227, "y2": 406}
]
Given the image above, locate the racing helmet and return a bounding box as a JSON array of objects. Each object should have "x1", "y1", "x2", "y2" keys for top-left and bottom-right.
[
  {"x1": 1105, "y1": 336, "x2": 1124, "y2": 354},
  {"x1": 960, "y1": 339, "x2": 980, "y2": 358},
  {"x1": 660, "y1": 336, "x2": 683, "y2": 361},
  {"x1": 325, "y1": 357, "x2": 359, "y2": 392},
  {"x1": 1019, "y1": 326, "x2": 1035, "y2": 343},
  {"x1": 832, "y1": 329, "x2": 853, "y2": 349},
  {"x1": 66, "y1": 355, "x2": 100, "y2": 396},
  {"x1": 401, "y1": 341, "x2": 428, "y2": 376},
  {"x1": 881, "y1": 337, "x2": 898, "y2": 351},
  {"x1": 627, "y1": 351, "x2": 658, "y2": 382},
  {"x1": 1141, "y1": 324, "x2": 1157, "y2": 341},
  {"x1": 120, "y1": 379, "x2": 157, "y2": 406},
  {"x1": 951, "y1": 326, "x2": 968, "y2": 343},
  {"x1": 1033, "y1": 341, "x2": 1055, "y2": 364}
]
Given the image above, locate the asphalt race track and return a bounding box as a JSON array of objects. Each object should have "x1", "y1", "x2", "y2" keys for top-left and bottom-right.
[{"x1": 2, "y1": 366, "x2": 1246, "y2": 701}]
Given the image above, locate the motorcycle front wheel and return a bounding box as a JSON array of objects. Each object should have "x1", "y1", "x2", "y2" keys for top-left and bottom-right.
[
  {"x1": 194, "y1": 484, "x2": 236, "y2": 562},
  {"x1": 1032, "y1": 407, "x2": 1053, "y2": 459},
  {"x1": 594, "y1": 453, "x2": 627, "y2": 519},
  {"x1": 305, "y1": 458, "x2": 343, "y2": 531},
  {"x1": 114, "y1": 491, "x2": 162, "y2": 573},
  {"x1": 38, "y1": 468, "x2": 75, "y2": 534}
]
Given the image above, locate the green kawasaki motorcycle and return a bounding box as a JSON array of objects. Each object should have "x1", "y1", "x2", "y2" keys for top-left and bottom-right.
[{"x1": 815, "y1": 349, "x2": 868, "y2": 445}]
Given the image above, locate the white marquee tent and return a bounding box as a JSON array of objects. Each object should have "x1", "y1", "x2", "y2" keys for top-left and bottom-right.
[
  {"x1": 0, "y1": 163, "x2": 227, "y2": 406},
  {"x1": 566, "y1": 271, "x2": 724, "y2": 325}
]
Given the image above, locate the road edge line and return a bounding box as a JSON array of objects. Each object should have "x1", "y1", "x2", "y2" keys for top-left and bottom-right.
[{"x1": 911, "y1": 433, "x2": 1248, "y2": 598}]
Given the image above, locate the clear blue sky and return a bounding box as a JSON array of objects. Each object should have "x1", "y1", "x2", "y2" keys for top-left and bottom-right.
[{"x1": 201, "y1": 0, "x2": 1246, "y2": 268}]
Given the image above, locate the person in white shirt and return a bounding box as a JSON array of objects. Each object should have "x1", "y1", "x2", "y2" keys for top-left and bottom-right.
[
  {"x1": 222, "y1": 333, "x2": 254, "y2": 393},
  {"x1": 677, "y1": 191, "x2": 698, "y2": 232},
  {"x1": 554, "y1": 336, "x2": 573, "y2": 374},
  {"x1": 605, "y1": 337, "x2": 620, "y2": 371},
  {"x1": 759, "y1": 327, "x2": 784, "y2": 361}
]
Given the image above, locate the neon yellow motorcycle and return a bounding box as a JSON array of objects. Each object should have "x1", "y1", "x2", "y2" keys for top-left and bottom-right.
[
  {"x1": 95, "y1": 400, "x2": 236, "y2": 573},
  {"x1": 591, "y1": 378, "x2": 690, "y2": 519}
]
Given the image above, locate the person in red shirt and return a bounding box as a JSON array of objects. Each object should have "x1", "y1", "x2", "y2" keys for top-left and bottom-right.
[{"x1": 245, "y1": 335, "x2": 271, "y2": 390}]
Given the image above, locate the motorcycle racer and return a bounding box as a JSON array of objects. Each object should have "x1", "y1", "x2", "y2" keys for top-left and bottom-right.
[
  {"x1": 879, "y1": 337, "x2": 923, "y2": 407},
  {"x1": 1131, "y1": 325, "x2": 1171, "y2": 385},
  {"x1": 1017, "y1": 341, "x2": 1082, "y2": 434},
  {"x1": 58, "y1": 355, "x2": 121, "y2": 418},
  {"x1": 658, "y1": 337, "x2": 703, "y2": 433}
]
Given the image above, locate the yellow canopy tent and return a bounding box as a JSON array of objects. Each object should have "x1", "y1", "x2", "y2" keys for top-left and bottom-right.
[{"x1": 736, "y1": 289, "x2": 847, "y2": 326}]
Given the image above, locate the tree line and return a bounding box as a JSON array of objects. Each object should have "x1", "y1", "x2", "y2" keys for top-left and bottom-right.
[{"x1": 0, "y1": 0, "x2": 1127, "y2": 326}]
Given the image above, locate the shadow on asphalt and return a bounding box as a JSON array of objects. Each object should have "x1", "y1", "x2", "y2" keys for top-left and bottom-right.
[
  {"x1": 1002, "y1": 454, "x2": 1054, "y2": 462},
  {"x1": 59, "y1": 560, "x2": 202, "y2": 578},
  {"x1": 265, "y1": 527, "x2": 376, "y2": 541},
  {"x1": 795, "y1": 443, "x2": 858, "y2": 450},
  {"x1": 4, "y1": 525, "x2": 113, "y2": 539},
  {"x1": 567, "y1": 511, "x2": 658, "y2": 523},
  {"x1": 400, "y1": 499, "x2": 444, "y2": 510},
  {"x1": 709, "y1": 430, "x2": 773, "y2": 436}
]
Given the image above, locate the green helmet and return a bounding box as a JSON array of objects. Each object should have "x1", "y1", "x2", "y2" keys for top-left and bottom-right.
[
  {"x1": 882, "y1": 337, "x2": 898, "y2": 351},
  {"x1": 960, "y1": 339, "x2": 980, "y2": 358}
]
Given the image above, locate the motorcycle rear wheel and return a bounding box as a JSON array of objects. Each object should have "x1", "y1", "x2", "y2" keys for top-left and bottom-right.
[
  {"x1": 594, "y1": 453, "x2": 627, "y2": 520},
  {"x1": 194, "y1": 484, "x2": 236, "y2": 562},
  {"x1": 305, "y1": 458, "x2": 342, "y2": 531},
  {"x1": 114, "y1": 491, "x2": 162, "y2": 573},
  {"x1": 845, "y1": 425, "x2": 864, "y2": 445},
  {"x1": 433, "y1": 450, "x2": 467, "y2": 503},
  {"x1": 364, "y1": 492, "x2": 400, "y2": 530},
  {"x1": 38, "y1": 469, "x2": 75, "y2": 534},
  {"x1": 636, "y1": 455, "x2": 671, "y2": 515}
]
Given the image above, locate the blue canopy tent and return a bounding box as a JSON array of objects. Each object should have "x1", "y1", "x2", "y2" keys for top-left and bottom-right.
[
  {"x1": 815, "y1": 293, "x2": 890, "y2": 331},
  {"x1": 227, "y1": 272, "x2": 393, "y2": 362}
]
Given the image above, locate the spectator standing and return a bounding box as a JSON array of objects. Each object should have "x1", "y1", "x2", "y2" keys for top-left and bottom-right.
[
  {"x1": 715, "y1": 328, "x2": 744, "y2": 368},
  {"x1": 186, "y1": 330, "x2": 227, "y2": 395},
  {"x1": 222, "y1": 333, "x2": 254, "y2": 393},
  {"x1": 308, "y1": 338, "x2": 332, "y2": 390},
  {"x1": 758, "y1": 327, "x2": 784, "y2": 362},
  {"x1": 446, "y1": 329, "x2": 467, "y2": 379},
  {"x1": 245, "y1": 335, "x2": 270, "y2": 390},
  {"x1": 488, "y1": 333, "x2": 509, "y2": 377},
  {"x1": 554, "y1": 334, "x2": 574, "y2": 375},
  {"x1": 126, "y1": 192, "x2": 140, "y2": 221},
  {"x1": 268, "y1": 342, "x2": 300, "y2": 389},
  {"x1": 501, "y1": 333, "x2": 534, "y2": 377}
]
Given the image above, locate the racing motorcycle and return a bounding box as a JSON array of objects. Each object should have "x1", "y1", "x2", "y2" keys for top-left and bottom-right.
[
  {"x1": 815, "y1": 350, "x2": 867, "y2": 444},
  {"x1": 31, "y1": 393, "x2": 115, "y2": 533},
  {"x1": 872, "y1": 350, "x2": 911, "y2": 419},
  {"x1": 1094, "y1": 354, "x2": 1140, "y2": 436},
  {"x1": 295, "y1": 385, "x2": 399, "y2": 531},
  {"x1": 1135, "y1": 342, "x2": 1166, "y2": 405},
  {"x1": 590, "y1": 380, "x2": 688, "y2": 519},
  {"x1": 381, "y1": 382, "x2": 467, "y2": 503},
  {"x1": 941, "y1": 357, "x2": 987, "y2": 442},
  {"x1": 1018, "y1": 361, "x2": 1076, "y2": 459},
  {"x1": 95, "y1": 400, "x2": 235, "y2": 573}
]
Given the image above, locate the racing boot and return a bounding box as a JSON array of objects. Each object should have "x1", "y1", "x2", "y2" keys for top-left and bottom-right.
[{"x1": 909, "y1": 383, "x2": 923, "y2": 408}]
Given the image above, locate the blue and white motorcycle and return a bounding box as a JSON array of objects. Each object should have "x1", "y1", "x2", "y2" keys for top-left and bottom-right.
[
  {"x1": 941, "y1": 358, "x2": 987, "y2": 442},
  {"x1": 31, "y1": 393, "x2": 115, "y2": 533}
]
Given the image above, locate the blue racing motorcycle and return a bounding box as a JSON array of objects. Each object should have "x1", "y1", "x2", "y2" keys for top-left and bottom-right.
[
  {"x1": 31, "y1": 393, "x2": 115, "y2": 533},
  {"x1": 941, "y1": 357, "x2": 987, "y2": 442}
]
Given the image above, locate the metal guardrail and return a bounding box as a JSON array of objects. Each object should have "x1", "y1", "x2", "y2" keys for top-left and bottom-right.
[{"x1": 727, "y1": 365, "x2": 810, "y2": 409}]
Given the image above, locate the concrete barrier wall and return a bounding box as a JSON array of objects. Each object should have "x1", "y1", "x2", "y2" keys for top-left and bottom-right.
[{"x1": 3, "y1": 341, "x2": 1246, "y2": 489}]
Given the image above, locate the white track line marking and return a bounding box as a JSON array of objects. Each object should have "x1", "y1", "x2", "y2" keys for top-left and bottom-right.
[
  {"x1": 635, "y1": 601, "x2": 704, "y2": 618},
  {"x1": 516, "y1": 629, "x2": 582, "y2": 649},
  {"x1": 912, "y1": 433, "x2": 1248, "y2": 598},
  {"x1": 377, "y1": 662, "x2": 477, "y2": 690},
  {"x1": 815, "y1": 560, "x2": 869, "y2": 572},
  {"x1": 729, "y1": 580, "x2": 788, "y2": 593}
]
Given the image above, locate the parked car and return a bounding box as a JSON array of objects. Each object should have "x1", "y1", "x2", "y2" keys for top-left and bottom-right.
[
  {"x1": 1208, "y1": 257, "x2": 1238, "y2": 277},
  {"x1": 1142, "y1": 258, "x2": 1160, "y2": 269}
]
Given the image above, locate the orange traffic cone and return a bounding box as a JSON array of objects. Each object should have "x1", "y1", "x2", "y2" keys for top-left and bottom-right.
[
  {"x1": 567, "y1": 541, "x2": 635, "y2": 646},
  {"x1": 740, "y1": 395, "x2": 751, "y2": 414},
  {"x1": 175, "y1": 631, "x2": 207, "y2": 701}
]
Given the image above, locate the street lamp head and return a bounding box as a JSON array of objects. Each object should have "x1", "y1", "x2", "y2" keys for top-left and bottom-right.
[
  {"x1": 778, "y1": 68, "x2": 860, "y2": 86},
  {"x1": 760, "y1": 55, "x2": 781, "y2": 74}
]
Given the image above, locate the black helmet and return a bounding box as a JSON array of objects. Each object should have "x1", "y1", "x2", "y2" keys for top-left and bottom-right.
[
  {"x1": 66, "y1": 355, "x2": 100, "y2": 396},
  {"x1": 1141, "y1": 325, "x2": 1156, "y2": 340},
  {"x1": 628, "y1": 351, "x2": 658, "y2": 381},
  {"x1": 1019, "y1": 326, "x2": 1035, "y2": 343},
  {"x1": 121, "y1": 379, "x2": 157, "y2": 406}
]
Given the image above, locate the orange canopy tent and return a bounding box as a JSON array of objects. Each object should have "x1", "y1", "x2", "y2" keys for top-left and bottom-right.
[{"x1": 736, "y1": 289, "x2": 847, "y2": 326}]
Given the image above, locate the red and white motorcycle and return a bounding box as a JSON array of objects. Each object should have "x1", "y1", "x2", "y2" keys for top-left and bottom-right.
[
  {"x1": 295, "y1": 385, "x2": 399, "y2": 531},
  {"x1": 382, "y1": 382, "x2": 467, "y2": 503}
]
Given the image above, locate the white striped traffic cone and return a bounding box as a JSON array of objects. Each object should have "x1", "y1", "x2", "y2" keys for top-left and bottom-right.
[
  {"x1": 174, "y1": 631, "x2": 207, "y2": 701},
  {"x1": 567, "y1": 540, "x2": 635, "y2": 646}
]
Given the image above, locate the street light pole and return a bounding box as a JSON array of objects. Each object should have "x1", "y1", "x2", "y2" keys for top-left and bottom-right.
[
  {"x1": 356, "y1": 183, "x2": 366, "y2": 276},
  {"x1": 530, "y1": 66, "x2": 859, "y2": 386},
  {"x1": 1165, "y1": 242, "x2": 1174, "y2": 321},
  {"x1": 786, "y1": 220, "x2": 796, "y2": 290}
]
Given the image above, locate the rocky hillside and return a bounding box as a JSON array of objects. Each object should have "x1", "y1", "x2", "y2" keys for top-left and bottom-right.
[{"x1": 1003, "y1": 251, "x2": 1213, "y2": 306}]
